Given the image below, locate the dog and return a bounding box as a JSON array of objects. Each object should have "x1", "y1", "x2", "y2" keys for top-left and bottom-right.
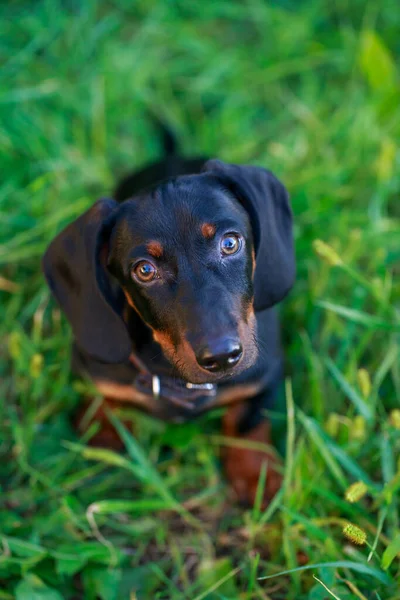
[{"x1": 42, "y1": 134, "x2": 295, "y2": 506}]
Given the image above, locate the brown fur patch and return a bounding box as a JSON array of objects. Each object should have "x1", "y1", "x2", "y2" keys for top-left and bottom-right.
[
  {"x1": 94, "y1": 380, "x2": 153, "y2": 409},
  {"x1": 124, "y1": 293, "x2": 135, "y2": 311},
  {"x1": 215, "y1": 382, "x2": 261, "y2": 407},
  {"x1": 245, "y1": 301, "x2": 255, "y2": 326},
  {"x1": 201, "y1": 223, "x2": 216, "y2": 239},
  {"x1": 74, "y1": 396, "x2": 135, "y2": 449},
  {"x1": 153, "y1": 331, "x2": 207, "y2": 384},
  {"x1": 146, "y1": 240, "x2": 163, "y2": 258},
  {"x1": 222, "y1": 406, "x2": 282, "y2": 507},
  {"x1": 251, "y1": 248, "x2": 256, "y2": 278},
  {"x1": 153, "y1": 330, "x2": 176, "y2": 357},
  {"x1": 122, "y1": 288, "x2": 141, "y2": 317},
  {"x1": 177, "y1": 337, "x2": 201, "y2": 375},
  {"x1": 238, "y1": 309, "x2": 257, "y2": 366}
]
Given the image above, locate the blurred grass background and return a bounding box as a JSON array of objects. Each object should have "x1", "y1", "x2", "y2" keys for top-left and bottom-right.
[{"x1": 0, "y1": 1, "x2": 399, "y2": 598}]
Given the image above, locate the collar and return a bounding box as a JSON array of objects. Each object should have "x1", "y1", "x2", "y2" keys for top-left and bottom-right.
[
  {"x1": 130, "y1": 351, "x2": 218, "y2": 413},
  {"x1": 90, "y1": 351, "x2": 270, "y2": 424},
  {"x1": 134, "y1": 372, "x2": 218, "y2": 413}
]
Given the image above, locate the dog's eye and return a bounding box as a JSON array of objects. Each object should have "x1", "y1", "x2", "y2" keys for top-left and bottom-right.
[
  {"x1": 221, "y1": 234, "x2": 242, "y2": 256},
  {"x1": 131, "y1": 261, "x2": 157, "y2": 283}
]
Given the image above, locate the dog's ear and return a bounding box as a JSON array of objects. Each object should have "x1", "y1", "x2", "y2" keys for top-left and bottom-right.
[
  {"x1": 203, "y1": 159, "x2": 295, "y2": 310},
  {"x1": 42, "y1": 199, "x2": 132, "y2": 363}
]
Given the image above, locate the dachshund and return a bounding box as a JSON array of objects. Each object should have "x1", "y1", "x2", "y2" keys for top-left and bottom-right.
[{"x1": 43, "y1": 135, "x2": 295, "y2": 506}]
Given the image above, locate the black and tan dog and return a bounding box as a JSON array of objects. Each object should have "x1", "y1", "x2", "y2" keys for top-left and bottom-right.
[{"x1": 43, "y1": 140, "x2": 295, "y2": 506}]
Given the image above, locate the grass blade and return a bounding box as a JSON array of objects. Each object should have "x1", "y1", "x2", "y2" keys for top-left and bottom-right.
[
  {"x1": 318, "y1": 301, "x2": 400, "y2": 331},
  {"x1": 297, "y1": 410, "x2": 347, "y2": 489},
  {"x1": 258, "y1": 561, "x2": 392, "y2": 584},
  {"x1": 325, "y1": 358, "x2": 373, "y2": 422}
]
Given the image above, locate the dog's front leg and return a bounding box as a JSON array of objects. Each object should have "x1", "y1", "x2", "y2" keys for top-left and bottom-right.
[
  {"x1": 222, "y1": 396, "x2": 282, "y2": 507},
  {"x1": 74, "y1": 396, "x2": 131, "y2": 450}
]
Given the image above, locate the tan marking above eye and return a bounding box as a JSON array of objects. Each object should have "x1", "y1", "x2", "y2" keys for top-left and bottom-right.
[
  {"x1": 146, "y1": 241, "x2": 163, "y2": 258},
  {"x1": 201, "y1": 223, "x2": 216, "y2": 239}
]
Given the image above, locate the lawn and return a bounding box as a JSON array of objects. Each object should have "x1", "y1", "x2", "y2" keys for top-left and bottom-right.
[{"x1": 0, "y1": 1, "x2": 399, "y2": 598}]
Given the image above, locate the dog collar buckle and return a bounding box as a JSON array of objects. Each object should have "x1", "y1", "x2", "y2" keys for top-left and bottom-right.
[
  {"x1": 152, "y1": 374, "x2": 161, "y2": 400},
  {"x1": 151, "y1": 374, "x2": 217, "y2": 403}
]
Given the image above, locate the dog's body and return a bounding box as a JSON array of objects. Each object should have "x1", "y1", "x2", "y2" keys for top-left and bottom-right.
[{"x1": 43, "y1": 144, "x2": 295, "y2": 505}]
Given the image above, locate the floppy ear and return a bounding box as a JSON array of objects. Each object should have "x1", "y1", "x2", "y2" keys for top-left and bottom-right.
[
  {"x1": 42, "y1": 199, "x2": 132, "y2": 363},
  {"x1": 203, "y1": 159, "x2": 295, "y2": 311}
]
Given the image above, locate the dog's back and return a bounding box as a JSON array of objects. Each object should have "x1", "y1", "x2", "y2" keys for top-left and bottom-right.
[{"x1": 114, "y1": 122, "x2": 207, "y2": 201}]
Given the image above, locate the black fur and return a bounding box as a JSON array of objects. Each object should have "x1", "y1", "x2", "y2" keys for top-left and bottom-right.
[{"x1": 43, "y1": 152, "x2": 295, "y2": 393}]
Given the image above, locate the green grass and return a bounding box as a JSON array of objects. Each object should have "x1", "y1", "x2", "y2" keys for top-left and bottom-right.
[{"x1": 1, "y1": 1, "x2": 399, "y2": 598}]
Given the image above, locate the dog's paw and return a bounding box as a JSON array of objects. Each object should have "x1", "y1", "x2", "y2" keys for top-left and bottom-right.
[
  {"x1": 73, "y1": 397, "x2": 130, "y2": 450},
  {"x1": 223, "y1": 444, "x2": 282, "y2": 508}
]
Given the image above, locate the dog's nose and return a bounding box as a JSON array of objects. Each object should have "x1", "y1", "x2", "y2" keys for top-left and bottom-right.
[{"x1": 196, "y1": 339, "x2": 243, "y2": 373}]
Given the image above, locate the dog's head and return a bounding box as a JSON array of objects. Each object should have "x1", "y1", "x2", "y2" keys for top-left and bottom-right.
[{"x1": 43, "y1": 160, "x2": 295, "y2": 383}]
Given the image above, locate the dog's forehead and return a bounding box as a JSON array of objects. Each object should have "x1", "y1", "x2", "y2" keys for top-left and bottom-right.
[{"x1": 114, "y1": 177, "x2": 248, "y2": 246}]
